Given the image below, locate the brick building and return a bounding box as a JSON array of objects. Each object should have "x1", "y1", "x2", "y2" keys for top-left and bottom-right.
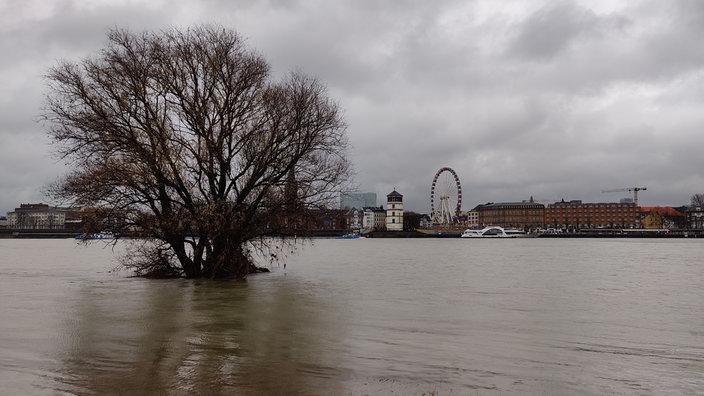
[
  {"x1": 545, "y1": 200, "x2": 638, "y2": 230},
  {"x1": 474, "y1": 200, "x2": 545, "y2": 230}
]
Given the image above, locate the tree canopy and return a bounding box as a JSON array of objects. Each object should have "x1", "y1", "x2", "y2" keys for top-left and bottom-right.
[{"x1": 43, "y1": 25, "x2": 351, "y2": 278}]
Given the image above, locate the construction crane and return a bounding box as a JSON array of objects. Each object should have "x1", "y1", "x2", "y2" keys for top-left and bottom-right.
[{"x1": 601, "y1": 187, "x2": 647, "y2": 207}]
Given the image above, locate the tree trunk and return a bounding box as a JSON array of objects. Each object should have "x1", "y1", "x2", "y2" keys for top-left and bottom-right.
[{"x1": 202, "y1": 236, "x2": 250, "y2": 279}]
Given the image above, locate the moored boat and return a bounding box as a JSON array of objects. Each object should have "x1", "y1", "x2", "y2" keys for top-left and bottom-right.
[
  {"x1": 503, "y1": 228, "x2": 527, "y2": 237},
  {"x1": 461, "y1": 226, "x2": 525, "y2": 238},
  {"x1": 74, "y1": 232, "x2": 116, "y2": 240},
  {"x1": 338, "y1": 233, "x2": 362, "y2": 239},
  {"x1": 460, "y1": 229, "x2": 483, "y2": 237}
]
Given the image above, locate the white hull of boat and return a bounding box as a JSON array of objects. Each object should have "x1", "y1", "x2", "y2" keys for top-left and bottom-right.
[{"x1": 461, "y1": 226, "x2": 526, "y2": 238}]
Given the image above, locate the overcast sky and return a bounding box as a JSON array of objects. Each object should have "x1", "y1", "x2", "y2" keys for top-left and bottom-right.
[{"x1": 2, "y1": 0, "x2": 704, "y2": 215}]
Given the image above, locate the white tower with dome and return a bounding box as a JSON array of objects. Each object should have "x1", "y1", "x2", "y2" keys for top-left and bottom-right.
[{"x1": 385, "y1": 190, "x2": 403, "y2": 231}]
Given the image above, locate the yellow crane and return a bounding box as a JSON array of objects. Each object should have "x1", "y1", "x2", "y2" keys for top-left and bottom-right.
[{"x1": 601, "y1": 187, "x2": 647, "y2": 207}]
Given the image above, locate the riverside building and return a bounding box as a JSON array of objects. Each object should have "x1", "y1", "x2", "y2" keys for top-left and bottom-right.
[
  {"x1": 686, "y1": 205, "x2": 704, "y2": 229},
  {"x1": 473, "y1": 199, "x2": 545, "y2": 230},
  {"x1": 545, "y1": 200, "x2": 638, "y2": 230},
  {"x1": 363, "y1": 206, "x2": 386, "y2": 231},
  {"x1": 6, "y1": 204, "x2": 82, "y2": 230},
  {"x1": 385, "y1": 190, "x2": 404, "y2": 231}
]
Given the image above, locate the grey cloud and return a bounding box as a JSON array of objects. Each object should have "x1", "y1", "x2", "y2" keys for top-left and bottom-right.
[
  {"x1": 2, "y1": 0, "x2": 704, "y2": 214},
  {"x1": 507, "y1": 1, "x2": 604, "y2": 60}
]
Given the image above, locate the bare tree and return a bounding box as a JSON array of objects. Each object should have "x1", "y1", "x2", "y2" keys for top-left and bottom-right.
[
  {"x1": 691, "y1": 193, "x2": 704, "y2": 207},
  {"x1": 43, "y1": 26, "x2": 351, "y2": 278}
]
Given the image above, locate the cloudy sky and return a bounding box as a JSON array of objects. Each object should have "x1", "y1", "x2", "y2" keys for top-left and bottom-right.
[{"x1": 2, "y1": 0, "x2": 704, "y2": 215}]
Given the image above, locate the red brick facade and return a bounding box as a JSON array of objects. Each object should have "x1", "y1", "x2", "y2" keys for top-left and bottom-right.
[
  {"x1": 545, "y1": 201, "x2": 638, "y2": 229},
  {"x1": 475, "y1": 202, "x2": 545, "y2": 230}
]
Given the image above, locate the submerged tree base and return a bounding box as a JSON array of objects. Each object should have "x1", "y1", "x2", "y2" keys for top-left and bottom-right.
[
  {"x1": 140, "y1": 267, "x2": 182, "y2": 279},
  {"x1": 120, "y1": 239, "x2": 266, "y2": 279},
  {"x1": 140, "y1": 264, "x2": 270, "y2": 279}
]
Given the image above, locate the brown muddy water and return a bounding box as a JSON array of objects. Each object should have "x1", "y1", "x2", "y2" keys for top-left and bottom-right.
[{"x1": 1, "y1": 238, "x2": 703, "y2": 395}]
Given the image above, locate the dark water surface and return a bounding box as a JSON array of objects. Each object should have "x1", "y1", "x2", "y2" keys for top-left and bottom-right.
[{"x1": 1, "y1": 238, "x2": 703, "y2": 395}]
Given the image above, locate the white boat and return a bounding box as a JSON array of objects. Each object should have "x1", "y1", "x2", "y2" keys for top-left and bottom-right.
[
  {"x1": 461, "y1": 226, "x2": 525, "y2": 238},
  {"x1": 74, "y1": 232, "x2": 116, "y2": 240},
  {"x1": 460, "y1": 229, "x2": 484, "y2": 237},
  {"x1": 504, "y1": 228, "x2": 527, "y2": 237}
]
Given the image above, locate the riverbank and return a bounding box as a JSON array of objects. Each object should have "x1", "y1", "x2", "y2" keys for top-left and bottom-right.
[
  {"x1": 364, "y1": 230, "x2": 463, "y2": 238},
  {"x1": 536, "y1": 228, "x2": 702, "y2": 238},
  {"x1": 0, "y1": 229, "x2": 78, "y2": 239},
  {"x1": 3, "y1": 228, "x2": 702, "y2": 239}
]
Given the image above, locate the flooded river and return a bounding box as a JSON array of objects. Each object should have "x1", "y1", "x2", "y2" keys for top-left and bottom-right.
[{"x1": 1, "y1": 238, "x2": 703, "y2": 395}]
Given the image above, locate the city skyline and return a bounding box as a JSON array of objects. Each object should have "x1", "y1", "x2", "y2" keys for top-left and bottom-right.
[
  {"x1": 2, "y1": 1, "x2": 704, "y2": 214},
  {"x1": 4, "y1": 188, "x2": 686, "y2": 221}
]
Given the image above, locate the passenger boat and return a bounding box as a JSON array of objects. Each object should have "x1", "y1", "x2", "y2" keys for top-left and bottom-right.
[
  {"x1": 461, "y1": 226, "x2": 525, "y2": 238},
  {"x1": 503, "y1": 228, "x2": 527, "y2": 237},
  {"x1": 460, "y1": 229, "x2": 483, "y2": 237}
]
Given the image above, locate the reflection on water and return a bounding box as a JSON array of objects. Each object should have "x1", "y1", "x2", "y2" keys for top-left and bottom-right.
[
  {"x1": 56, "y1": 275, "x2": 349, "y2": 395},
  {"x1": 1, "y1": 238, "x2": 704, "y2": 394}
]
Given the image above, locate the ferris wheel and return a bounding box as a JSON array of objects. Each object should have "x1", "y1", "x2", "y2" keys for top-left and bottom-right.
[{"x1": 430, "y1": 167, "x2": 462, "y2": 226}]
